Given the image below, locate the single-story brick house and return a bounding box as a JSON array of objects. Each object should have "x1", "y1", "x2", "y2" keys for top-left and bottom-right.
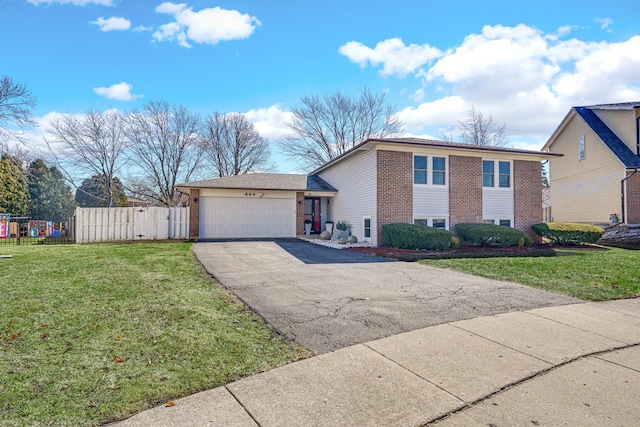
[{"x1": 175, "y1": 137, "x2": 559, "y2": 245}]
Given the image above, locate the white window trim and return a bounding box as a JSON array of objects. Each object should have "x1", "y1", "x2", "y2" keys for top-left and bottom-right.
[
  {"x1": 413, "y1": 154, "x2": 448, "y2": 187},
  {"x1": 482, "y1": 159, "x2": 512, "y2": 190},
  {"x1": 483, "y1": 218, "x2": 514, "y2": 227},
  {"x1": 413, "y1": 216, "x2": 450, "y2": 230},
  {"x1": 578, "y1": 135, "x2": 586, "y2": 160}
]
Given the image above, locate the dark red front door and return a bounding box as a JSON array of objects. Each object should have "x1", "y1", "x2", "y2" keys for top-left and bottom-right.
[{"x1": 304, "y1": 198, "x2": 321, "y2": 233}]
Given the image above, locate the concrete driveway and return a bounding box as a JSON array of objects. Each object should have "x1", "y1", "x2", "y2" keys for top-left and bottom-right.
[{"x1": 193, "y1": 240, "x2": 579, "y2": 354}]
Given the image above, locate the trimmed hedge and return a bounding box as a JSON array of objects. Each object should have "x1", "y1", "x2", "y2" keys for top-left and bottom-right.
[
  {"x1": 383, "y1": 223, "x2": 453, "y2": 250},
  {"x1": 531, "y1": 222, "x2": 604, "y2": 245},
  {"x1": 455, "y1": 223, "x2": 529, "y2": 248}
]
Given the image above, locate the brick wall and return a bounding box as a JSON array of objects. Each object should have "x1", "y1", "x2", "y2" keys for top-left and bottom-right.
[
  {"x1": 296, "y1": 192, "x2": 305, "y2": 235},
  {"x1": 625, "y1": 171, "x2": 640, "y2": 224},
  {"x1": 189, "y1": 189, "x2": 200, "y2": 239},
  {"x1": 449, "y1": 155, "x2": 482, "y2": 232},
  {"x1": 514, "y1": 160, "x2": 543, "y2": 238},
  {"x1": 376, "y1": 150, "x2": 413, "y2": 244}
]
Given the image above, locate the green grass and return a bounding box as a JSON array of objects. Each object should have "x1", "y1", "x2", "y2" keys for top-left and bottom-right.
[
  {"x1": 0, "y1": 243, "x2": 309, "y2": 426},
  {"x1": 421, "y1": 247, "x2": 640, "y2": 301}
]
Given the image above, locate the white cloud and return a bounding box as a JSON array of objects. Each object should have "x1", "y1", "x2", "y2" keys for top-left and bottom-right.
[
  {"x1": 553, "y1": 36, "x2": 640, "y2": 102},
  {"x1": 595, "y1": 17, "x2": 614, "y2": 31},
  {"x1": 92, "y1": 17, "x2": 131, "y2": 32},
  {"x1": 153, "y1": 2, "x2": 261, "y2": 48},
  {"x1": 133, "y1": 25, "x2": 153, "y2": 32},
  {"x1": 385, "y1": 24, "x2": 640, "y2": 142},
  {"x1": 425, "y1": 24, "x2": 558, "y2": 94},
  {"x1": 28, "y1": 0, "x2": 113, "y2": 5},
  {"x1": 244, "y1": 105, "x2": 293, "y2": 141},
  {"x1": 398, "y1": 96, "x2": 467, "y2": 131},
  {"x1": 410, "y1": 88, "x2": 425, "y2": 102},
  {"x1": 9, "y1": 111, "x2": 79, "y2": 157},
  {"x1": 338, "y1": 38, "x2": 441, "y2": 77},
  {"x1": 93, "y1": 82, "x2": 143, "y2": 101},
  {"x1": 547, "y1": 25, "x2": 578, "y2": 41}
]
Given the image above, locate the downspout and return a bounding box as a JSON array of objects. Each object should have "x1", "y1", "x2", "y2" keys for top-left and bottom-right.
[
  {"x1": 621, "y1": 169, "x2": 639, "y2": 224},
  {"x1": 637, "y1": 115, "x2": 640, "y2": 155}
]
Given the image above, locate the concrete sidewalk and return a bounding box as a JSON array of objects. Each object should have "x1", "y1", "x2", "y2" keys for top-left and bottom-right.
[{"x1": 115, "y1": 298, "x2": 640, "y2": 427}]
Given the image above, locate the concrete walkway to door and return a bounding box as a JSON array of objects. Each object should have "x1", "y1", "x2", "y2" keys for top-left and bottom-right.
[{"x1": 192, "y1": 239, "x2": 579, "y2": 354}]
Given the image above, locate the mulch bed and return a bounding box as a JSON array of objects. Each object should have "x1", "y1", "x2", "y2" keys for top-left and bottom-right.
[{"x1": 349, "y1": 244, "x2": 607, "y2": 261}]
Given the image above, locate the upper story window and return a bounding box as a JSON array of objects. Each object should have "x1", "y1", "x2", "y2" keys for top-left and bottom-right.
[
  {"x1": 498, "y1": 161, "x2": 510, "y2": 187},
  {"x1": 482, "y1": 160, "x2": 494, "y2": 187},
  {"x1": 432, "y1": 157, "x2": 446, "y2": 185},
  {"x1": 483, "y1": 160, "x2": 511, "y2": 188},
  {"x1": 414, "y1": 155, "x2": 446, "y2": 185},
  {"x1": 414, "y1": 156, "x2": 428, "y2": 184},
  {"x1": 578, "y1": 135, "x2": 585, "y2": 160}
]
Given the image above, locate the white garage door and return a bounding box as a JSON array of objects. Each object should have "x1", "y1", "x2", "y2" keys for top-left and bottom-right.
[{"x1": 200, "y1": 196, "x2": 295, "y2": 238}]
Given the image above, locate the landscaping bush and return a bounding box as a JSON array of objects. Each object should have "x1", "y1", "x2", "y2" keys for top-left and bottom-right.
[
  {"x1": 455, "y1": 223, "x2": 528, "y2": 248},
  {"x1": 531, "y1": 222, "x2": 604, "y2": 245},
  {"x1": 383, "y1": 223, "x2": 453, "y2": 250}
]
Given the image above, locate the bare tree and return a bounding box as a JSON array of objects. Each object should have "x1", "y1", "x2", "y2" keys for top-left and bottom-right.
[
  {"x1": 125, "y1": 100, "x2": 203, "y2": 207},
  {"x1": 0, "y1": 76, "x2": 37, "y2": 144},
  {"x1": 202, "y1": 112, "x2": 272, "y2": 177},
  {"x1": 45, "y1": 108, "x2": 127, "y2": 207},
  {"x1": 279, "y1": 87, "x2": 404, "y2": 171},
  {"x1": 458, "y1": 106, "x2": 507, "y2": 147}
]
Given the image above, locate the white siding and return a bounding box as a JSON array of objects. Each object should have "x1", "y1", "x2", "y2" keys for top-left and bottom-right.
[
  {"x1": 482, "y1": 188, "x2": 514, "y2": 221},
  {"x1": 318, "y1": 149, "x2": 378, "y2": 244},
  {"x1": 413, "y1": 186, "x2": 449, "y2": 217}
]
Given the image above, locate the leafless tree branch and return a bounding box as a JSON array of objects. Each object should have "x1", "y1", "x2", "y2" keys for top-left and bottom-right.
[
  {"x1": 201, "y1": 112, "x2": 273, "y2": 177},
  {"x1": 278, "y1": 87, "x2": 404, "y2": 171},
  {"x1": 0, "y1": 76, "x2": 37, "y2": 144},
  {"x1": 458, "y1": 106, "x2": 507, "y2": 147},
  {"x1": 45, "y1": 107, "x2": 126, "y2": 207},
  {"x1": 125, "y1": 100, "x2": 203, "y2": 207}
]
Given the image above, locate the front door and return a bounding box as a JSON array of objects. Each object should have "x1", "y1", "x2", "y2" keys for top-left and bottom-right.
[{"x1": 304, "y1": 198, "x2": 321, "y2": 233}]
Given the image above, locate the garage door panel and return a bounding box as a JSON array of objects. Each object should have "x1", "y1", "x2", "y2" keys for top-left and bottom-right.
[{"x1": 200, "y1": 196, "x2": 294, "y2": 238}]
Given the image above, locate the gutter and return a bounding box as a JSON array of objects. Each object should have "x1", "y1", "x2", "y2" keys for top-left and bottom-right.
[{"x1": 621, "y1": 169, "x2": 639, "y2": 224}]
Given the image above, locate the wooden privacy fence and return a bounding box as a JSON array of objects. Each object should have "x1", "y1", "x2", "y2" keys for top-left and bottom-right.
[{"x1": 75, "y1": 207, "x2": 190, "y2": 243}]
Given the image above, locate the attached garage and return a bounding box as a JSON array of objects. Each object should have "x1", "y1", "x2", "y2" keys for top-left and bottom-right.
[
  {"x1": 199, "y1": 191, "x2": 295, "y2": 238},
  {"x1": 175, "y1": 174, "x2": 337, "y2": 240}
]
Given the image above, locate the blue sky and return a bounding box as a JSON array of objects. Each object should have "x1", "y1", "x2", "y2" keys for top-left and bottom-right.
[{"x1": 2, "y1": 0, "x2": 640, "y2": 173}]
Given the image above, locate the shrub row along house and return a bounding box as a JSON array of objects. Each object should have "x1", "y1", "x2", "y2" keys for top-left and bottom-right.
[
  {"x1": 543, "y1": 102, "x2": 640, "y2": 226},
  {"x1": 175, "y1": 138, "x2": 558, "y2": 245}
]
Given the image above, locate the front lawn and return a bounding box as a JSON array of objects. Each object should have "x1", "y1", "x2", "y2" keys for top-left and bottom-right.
[
  {"x1": 0, "y1": 243, "x2": 309, "y2": 426},
  {"x1": 422, "y1": 247, "x2": 640, "y2": 301}
]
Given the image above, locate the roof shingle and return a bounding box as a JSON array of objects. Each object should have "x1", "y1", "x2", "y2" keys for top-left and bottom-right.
[
  {"x1": 574, "y1": 107, "x2": 640, "y2": 168},
  {"x1": 175, "y1": 173, "x2": 337, "y2": 192}
]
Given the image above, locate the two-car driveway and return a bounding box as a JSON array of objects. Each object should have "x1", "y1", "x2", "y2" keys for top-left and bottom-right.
[{"x1": 193, "y1": 240, "x2": 579, "y2": 354}]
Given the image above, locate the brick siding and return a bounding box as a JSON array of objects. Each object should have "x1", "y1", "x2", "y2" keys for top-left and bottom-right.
[
  {"x1": 189, "y1": 189, "x2": 200, "y2": 239},
  {"x1": 376, "y1": 150, "x2": 413, "y2": 244},
  {"x1": 514, "y1": 160, "x2": 543, "y2": 238},
  {"x1": 296, "y1": 192, "x2": 305, "y2": 235},
  {"x1": 625, "y1": 171, "x2": 640, "y2": 224},
  {"x1": 449, "y1": 155, "x2": 482, "y2": 232}
]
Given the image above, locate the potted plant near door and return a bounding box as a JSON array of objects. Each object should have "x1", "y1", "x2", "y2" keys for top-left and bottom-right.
[
  {"x1": 335, "y1": 220, "x2": 351, "y2": 239},
  {"x1": 325, "y1": 221, "x2": 334, "y2": 234},
  {"x1": 304, "y1": 219, "x2": 312, "y2": 235}
]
